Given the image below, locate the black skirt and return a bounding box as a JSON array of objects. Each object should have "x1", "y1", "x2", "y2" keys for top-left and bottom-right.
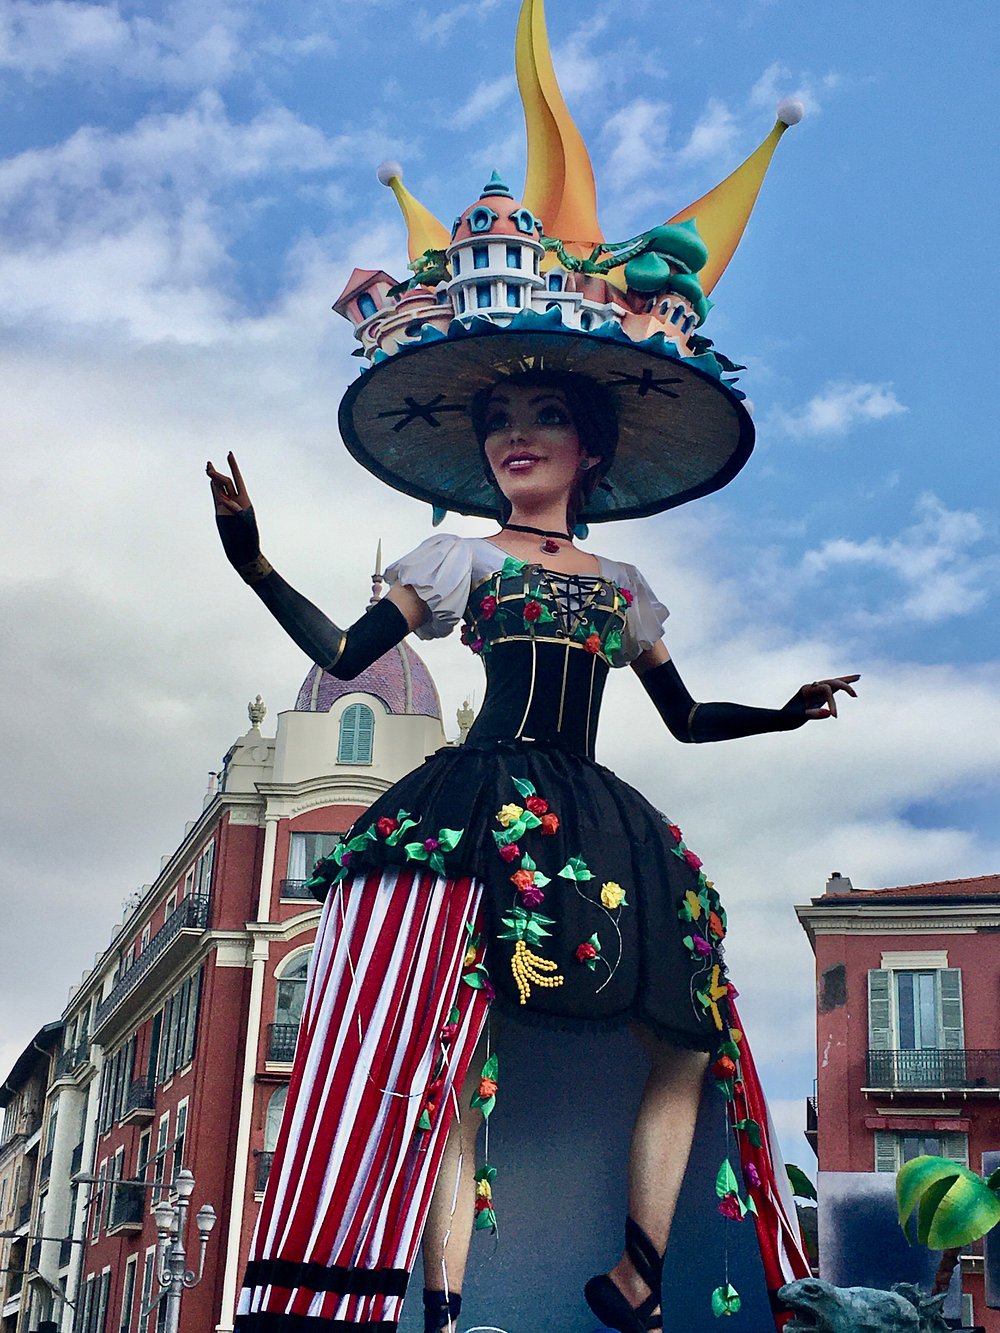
[{"x1": 313, "y1": 737, "x2": 731, "y2": 1052}]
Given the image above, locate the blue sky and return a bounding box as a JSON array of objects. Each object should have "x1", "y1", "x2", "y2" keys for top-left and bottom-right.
[{"x1": 2, "y1": 0, "x2": 998, "y2": 1173}]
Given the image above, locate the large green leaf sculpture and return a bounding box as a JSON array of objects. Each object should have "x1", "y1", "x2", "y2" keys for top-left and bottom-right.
[{"x1": 897, "y1": 1155, "x2": 1000, "y2": 1249}]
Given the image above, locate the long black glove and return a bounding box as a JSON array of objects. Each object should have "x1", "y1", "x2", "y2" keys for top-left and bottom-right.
[
  {"x1": 641, "y1": 658, "x2": 809, "y2": 743},
  {"x1": 216, "y1": 507, "x2": 407, "y2": 679}
]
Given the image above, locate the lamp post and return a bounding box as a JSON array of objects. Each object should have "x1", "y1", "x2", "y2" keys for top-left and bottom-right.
[{"x1": 150, "y1": 1169, "x2": 217, "y2": 1333}]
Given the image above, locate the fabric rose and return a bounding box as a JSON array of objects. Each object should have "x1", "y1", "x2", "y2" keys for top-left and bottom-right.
[
  {"x1": 480, "y1": 594, "x2": 498, "y2": 620},
  {"x1": 376, "y1": 816, "x2": 399, "y2": 838},
  {"x1": 520, "y1": 884, "x2": 545, "y2": 908},
  {"x1": 474, "y1": 1195, "x2": 492, "y2": 1214},
  {"x1": 497, "y1": 803, "x2": 524, "y2": 828},
  {"x1": 525, "y1": 795, "x2": 549, "y2": 816},
  {"x1": 498, "y1": 842, "x2": 521, "y2": 863},
  {"x1": 340, "y1": 850, "x2": 353, "y2": 866},
  {"x1": 524, "y1": 600, "x2": 542, "y2": 623},
  {"x1": 708, "y1": 910, "x2": 726, "y2": 940},
  {"x1": 423, "y1": 837, "x2": 441, "y2": 852},
  {"x1": 482, "y1": 978, "x2": 496, "y2": 1002},
  {"x1": 478, "y1": 1077, "x2": 498, "y2": 1100},
  {"x1": 667, "y1": 824, "x2": 683, "y2": 843},
  {"x1": 600, "y1": 882, "x2": 626, "y2": 909},
  {"x1": 712, "y1": 1056, "x2": 737, "y2": 1080},
  {"x1": 439, "y1": 1022, "x2": 458, "y2": 1042},
  {"x1": 619, "y1": 587, "x2": 634, "y2": 606},
  {"x1": 476, "y1": 1177, "x2": 493, "y2": 1199},
  {"x1": 575, "y1": 941, "x2": 598, "y2": 963},
  {"x1": 470, "y1": 638, "x2": 484, "y2": 655},
  {"x1": 692, "y1": 935, "x2": 713, "y2": 958},
  {"x1": 744, "y1": 1163, "x2": 761, "y2": 1189},
  {"x1": 718, "y1": 1194, "x2": 742, "y2": 1221},
  {"x1": 683, "y1": 848, "x2": 703, "y2": 871},
  {"x1": 464, "y1": 944, "x2": 478, "y2": 966},
  {"x1": 510, "y1": 869, "x2": 535, "y2": 892},
  {"x1": 584, "y1": 632, "x2": 602, "y2": 654},
  {"x1": 539, "y1": 813, "x2": 559, "y2": 835}
]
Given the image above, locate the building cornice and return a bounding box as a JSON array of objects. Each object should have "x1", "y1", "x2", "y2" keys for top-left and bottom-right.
[
  {"x1": 795, "y1": 900, "x2": 1000, "y2": 949},
  {"x1": 254, "y1": 773, "x2": 394, "y2": 816}
]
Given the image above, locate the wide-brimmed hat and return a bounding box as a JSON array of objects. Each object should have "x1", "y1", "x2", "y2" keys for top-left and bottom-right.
[{"x1": 338, "y1": 307, "x2": 753, "y2": 523}]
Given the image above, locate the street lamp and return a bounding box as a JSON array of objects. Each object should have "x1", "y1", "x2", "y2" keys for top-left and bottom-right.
[{"x1": 150, "y1": 1168, "x2": 217, "y2": 1333}]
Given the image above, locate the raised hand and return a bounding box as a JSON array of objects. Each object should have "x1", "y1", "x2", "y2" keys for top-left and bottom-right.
[
  {"x1": 206, "y1": 451, "x2": 252, "y2": 516},
  {"x1": 792, "y1": 675, "x2": 861, "y2": 721},
  {"x1": 206, "y1": 452, "x2": 261, "y2": 569}
]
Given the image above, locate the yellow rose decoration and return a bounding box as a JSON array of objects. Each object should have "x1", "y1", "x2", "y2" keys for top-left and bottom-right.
[
  {"x1": 497, "y1": 803, "x2": 524, "y2": 828},
  {"x1": 464, "y1": 944, "x2": 478, "y2": 966},
  {"x1": 600, "y1": 882, "x2": 627, "y2": 909},
  {"x1": 476, "y1": 1178, "x2": 492, "y2": 1200}
]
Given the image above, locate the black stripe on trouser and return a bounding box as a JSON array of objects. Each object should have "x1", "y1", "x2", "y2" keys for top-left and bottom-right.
[
  {"x1": 243, "y1": 1260, "x2": 409, "y2": 1297},
  {"x1": 235, "y1": 1316, "x2": 396, "y2": 1332}
]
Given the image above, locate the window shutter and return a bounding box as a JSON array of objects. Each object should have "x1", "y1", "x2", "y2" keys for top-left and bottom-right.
[
  {"x1": 357, "y1": 705, "x2": 374, "y2": 762},
  {"x1": 939, "y1": 968, "x2": 964, "y2": 1049},
  {"x1": 338, "y1": 704, "x2": 374, "y2": 764},
  {"x1": 868, "y1": 969, "x2": 893, "y2": 1050},
  {"x1": 943, "y1": 1131, "x2": 969, "y2": 1167},
  {"x1": 874, "y1": 1130, "x2": 898, "y2": 1173}
]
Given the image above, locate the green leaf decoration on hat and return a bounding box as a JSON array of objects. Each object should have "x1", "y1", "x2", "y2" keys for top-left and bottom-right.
[
  {"x1": 558, "y1": 856, "x2": 594, "y2": 882},
  {"x1": 897, "y1": 1155, "x2": 1000, "y2": 1249},
  {"x1": 733, "y1": 1117, "x2": 763, "y2": 1149},
  {"x1": 710, "y1": 1283, "x2": 741, "y2": 1317},
  {"x1": 715, "y1": 1159, "x2": 740, "y2": 1198},
  {"x1": 511, "y1": 776, "x2": 537, "y2": 799},
  {"x1": 785, "y1": 1163, "x2": 818, "y2": 1202}
]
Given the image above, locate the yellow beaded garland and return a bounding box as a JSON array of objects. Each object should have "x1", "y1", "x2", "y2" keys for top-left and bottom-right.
[{"x1": 510, "y1": 939, "x2": 565, "y2": 1005}]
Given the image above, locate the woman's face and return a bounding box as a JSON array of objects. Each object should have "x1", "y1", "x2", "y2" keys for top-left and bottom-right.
[{"x1": 481, "y1": 383, "x2": 593, "y2": 514}]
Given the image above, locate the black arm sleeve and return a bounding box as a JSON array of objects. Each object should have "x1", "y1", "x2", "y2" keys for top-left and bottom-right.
[
  {"x1": 216, "y1": 509, "x2": 409, "y2": 679},
  {"x1": 640, "y1": 658, "x2": 808, "y2": 744}
]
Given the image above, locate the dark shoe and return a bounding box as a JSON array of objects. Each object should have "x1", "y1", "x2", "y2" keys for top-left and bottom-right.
[
  {"x1": 583, "y1": 1217, "x2": 663, "y2": 1332},
  {"x1": 423, "y1": 1288, "x2": 462, "y2": 1333}
]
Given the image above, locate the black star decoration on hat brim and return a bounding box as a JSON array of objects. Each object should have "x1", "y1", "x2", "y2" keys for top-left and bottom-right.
[
  {"x1": 605, "y1": 368, "x2": 685, "y2": 398},
  {"x1": 377, "y1": 395, "x2": 469, "y2": 432}
]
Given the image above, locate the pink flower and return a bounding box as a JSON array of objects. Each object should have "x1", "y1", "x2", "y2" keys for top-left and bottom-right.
[
  {"x1": 482, "y1": 978, "x2": 496, "y2": 1002},
  {"x1": 480, "y1": 595, "x2": 498, "y2": 619},
  {"x1": 498, "y1": 842, "x2": 520, "y2": 863},
  {"x1": 667, "y1": 824, "x2": 683, "y2": 843},
  {"x1": 693, "y1": 935, "x2": 713, "y2": 957},
  {"x1": 575, "y1": 941, "x2": 598, "y2": 962},
  {"x1": 470, "y1": 638, "x2": 484, "y2": 655},
  {"x1": 423, "y1": 837, "x2": 441, "y2": 852},
  {"x1": 524, "y1": 600, "x2": 542, "y2": 623},
  {"x1": 744, "y1": 1163, "x2": 761, "y2": 1189},
  {"x1": 520, "y1": 885, "x2": 546, "y2": 908},
  {"x1": 718, "y1": 1194, "x2": 742, "y2": 1221},
  {"x1": 525, "y1": 795, "x2": 549, "y2": 816},
  {"x1": 683, "y1": 848, "x2": 703, "y2": 871},
  {"x1": 619, "y1": 587, "x2": 634, "y2": 606},
  {"x1": 341, "y1": 850, "x2": 353, "y2": 866}
]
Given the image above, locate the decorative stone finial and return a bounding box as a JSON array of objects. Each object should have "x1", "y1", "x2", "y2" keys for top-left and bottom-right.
[
  {"x1": 457, "y1": 698, "x2": 475, "y2": 743},
  {"x1": 370, "y1": 538, "x2": 384, "y2": 605},
  {"x1": 248, "y1": 694, "x2": 267, "y2": 730}
]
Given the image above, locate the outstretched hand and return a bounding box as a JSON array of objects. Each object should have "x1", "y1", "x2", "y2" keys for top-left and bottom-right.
[
  {"x1": 792, "y1": 675, "x2": 860, "y2": 720},
  {"x1": 206, "y1": 451, "x2": 252, "y2": 516}
]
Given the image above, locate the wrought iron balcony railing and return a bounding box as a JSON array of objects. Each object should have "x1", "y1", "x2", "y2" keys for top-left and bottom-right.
[
  {"x1": 254, "y1": 1151, "x2": 274, "y2": 1192},
  {"x1": 279, "y1": 878, "x2": 315, "y2": 899},
  {"x1": 54, "y1": 1039, "x2": 91, "y2": 1079},
  {"x1": 122, "y1": 1075, "x2": 156, "y2": 1123},
  {"x1": 866, "y1": 1048, "x2": 1000, "y2": 1091},
  {"x1": 94, "y1": 894, "x2": 210, "y2": 1031},
  {"x1": 107, "y1": 1180, "x2": 146, "y2": 1233},
  {"x1": 268, "y1": 1023, "x2": 300, "y2": 1063}
]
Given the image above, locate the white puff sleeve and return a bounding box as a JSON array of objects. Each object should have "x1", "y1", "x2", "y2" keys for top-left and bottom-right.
[
  {"x1": 618, "y1": 563, "x2": 670, "y2": 662},
  {"x1": 384, "y1": 534, "x2": 474, "y2": 640}
]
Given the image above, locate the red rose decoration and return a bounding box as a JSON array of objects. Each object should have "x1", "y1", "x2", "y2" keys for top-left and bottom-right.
[
  {"x1": 683, "y1": 848, "x2": 703, "y2": 871},
  {"x1": 423, "y1": 837, "x2": 441, "y2": 852},
  {"x1": 478, "y1": 1076, "x2": 498, "y2": 1099},
  {"x1": 510, "y1": 869, "x2": 535, "y2": 891},
  {"x1": 584, "y1": 632, "x2": 602, "y2": 654},
  {"x1": 540, "y1": 813, "x2": 560, "y2": 836},
  {"x1": 520, "y1": 884, "x2": 545, "y2": 908},
  {"x1": 718, "y1": 1194, "x2": 742, "y2": 1221},
  {"x1": 498, "y1": 842, "x2": 520, "y2": 863},
  {"x1": 480, "y1": 595, "x2": 498, "y2": 619},
  {"x1": 525, "y1": 795, "x2": 549, "y2": 815},
  {"x1": 619, "y1": 587, "x2": 634, "y2": 606},
  {"x1": 667, "y1": 824, "x2": 683, "y2": 843},
  {"x1": 712, "y1": 1056, "x2": 737, "y2": 1081},
  {"x1": 733, "y1": 1080, "x2": 745, "y2": 1096},
  {"x1": 524, "y1": 600, "x2": 542, "y2": 623},
  {"x1": 439, "y1": 1022, "x2": 458, "y2": 1042},
  {"x1": 376, "y1": 816, "x2": 399, "y2": 838},
  {"x1": 708, "y1": 910, "x2": 725, "y2": 940},
  {"x1": 475, "y1": 1196, "x2": 491, "y2": 1214},
  {"x1": 575, "y1": 941, "x2": 598, "y2": 962}
]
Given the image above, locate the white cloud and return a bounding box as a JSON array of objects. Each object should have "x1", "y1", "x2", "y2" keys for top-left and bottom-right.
[
  {"x1": 770, "y1": 380, "x2": 907, "y2": 438},
  {"x1": 453, "y1": 75, "x2": 516, "y2": 130},
  {"x1": 603, "y1": 97, "x2": 670, "y2": 193},
  {"x1": 414, "y1": 0, "x2": 502, "y2": 43},
  {"x1": 676, "y1": 97, "x2": 739, "y2": 165},
  {"x1": 749, "y1": 59, "x2": 838, "y2": 118},
  {"x1": 799, "y1": 493, "x2": 997, "y2": 625}
]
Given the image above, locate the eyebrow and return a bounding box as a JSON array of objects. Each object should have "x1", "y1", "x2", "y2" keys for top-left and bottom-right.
[{"x1": 487, "y1": 393, "x2": 566, "y2": 407}]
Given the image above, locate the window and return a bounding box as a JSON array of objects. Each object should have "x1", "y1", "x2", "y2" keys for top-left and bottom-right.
[
  {"x1": 173, "y1": 1099, "x2": 188, "y2": 1179},
  {"x1": 338, "y1": 704, "x2": 375, "y2": 764},
  {"x1": 165, "y1": 889, "x2": 177, "y2": 917},
  {"x1": 506, "y1": 245, "x2": 522, "y2": 269},
  {"x1": 107, "y1": 1146, "x2": 124, "y2": 1228},
  {"x1": 136, "y1": 1129, "x2": 151, "y2": 1181},
  {"x1": 547, "y1": 272, "x2": 563, "y2": 292},
  {"x1": 96, "y1": 1268, "x2": 111, "y2": 1331},
  {"x1": 92, "y1": 1160, "x2": 106, "y2": 1241},
  {"x1": 287, "y1": 832, "x2": 341, "y2": 882},
  {"x1": 275, "y1": 952, "x2": 312, "y2": 1029},
  {"x1": 139, "y1": 1249, "x2": 156, "y2": 1332},
  {"x1": 476, "y1": 283, "x2": 492, "y2": 309},
  {"x1": 80, "y1": 1276, "x2": 95, "y2": 1331},
  {"x1": 874, "y1": 1129, "x2": 968, "y2": 1173},
  {"x1": 452, "y1": 248, "x2": 460, "y2": 273},
  {"x1": 473, "y1": 245, "x2": 489, "y2": 269},
  {"x1": 468, "y1": 206, "x2": 497, "y2": 233},
  {"x1": 670, "y1": 305, "x2": 684, "y2": 325},
  {"x1": 195, "y1": 841, "x2": 214, "y2": 896},
  {"x1": 506, "y1": 284, "x2": 521, "y2": 308},
  {"x1": 868, "y1": 967, "x2": 965, "y2": 1087},
  {"x1": 155, "y1": 969, "x2": 202, "y2": 1084},
  {"x1": 510, "y1": 207, "x2": 537, "y2": 234},
  {"x1": 580, "y1": 311, "x2": 593, "y2": 330},
  {"x1": 152, "y1": 1113, "x2": 169, "y2": 1199},
  {"x1": 357, "y1": 292, "x2": 377, "y2": 319},
  {"x1": 265, "y1": 1086, "x2": 287, "y2": 1153},
  {"x1": 120, "y1": 1255, "x2": 138, "y2": 1333}
]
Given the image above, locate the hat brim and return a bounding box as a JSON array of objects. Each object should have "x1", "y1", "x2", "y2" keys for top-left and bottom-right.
[{"x1": 338, "y1": 318, "x2": 754, "y2": 522}]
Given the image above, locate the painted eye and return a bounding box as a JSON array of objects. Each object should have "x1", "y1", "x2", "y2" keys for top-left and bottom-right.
[
  {"x1": 537, "y1": 405, "x2": 568, "y2": 425},
  {"x1": 484, "y1": 412, "x2": 509, "y2": 433}
]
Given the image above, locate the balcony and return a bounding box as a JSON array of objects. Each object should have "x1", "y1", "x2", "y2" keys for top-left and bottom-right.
[
  {"x1": 805, "y1": 1095, "x2": 817, "y2": 1152},
  {"x1": 121, "y1": 1075, "x2": 156, "y2": 1126},
  {"x1": 254, "y1": 1151, "x2": 274, "y2": 1193},
  {"x1": 54, "y1": 1039, "x2": 91, "y2": 1080},
  {"x1": 93, "y1": 895, "x2": 210, "y2": 1042},
  {"x1": 865, "y1": 1048, "x2": 1000, "y2": 1092},
  {"x1": 267, "y1": 1024, "x2": 299, "y2": 1063},
  {"x1": 107, "y1": 1180, "x2": 146, "y2": 1235},
  {"x1": 279, "y1": 878, "x2": 315, "y2": 899}
]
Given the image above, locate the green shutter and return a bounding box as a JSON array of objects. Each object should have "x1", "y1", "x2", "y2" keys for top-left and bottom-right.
[
  {"x1": 939, "y1": 968, "x2": 964, "y2": 1049},
  {"x1": 943, "y1": 1131, "x2": 969, "y2": 1167},
  {"x1": 868, "y1": 969, "x2": 893, "y2": 1050},
  {"x1": 874, "y1": 1130, "x2": 898, "y2": 1173},
  {"x1": 338, "y1": 704, "x2": 375, "y2": 764}
]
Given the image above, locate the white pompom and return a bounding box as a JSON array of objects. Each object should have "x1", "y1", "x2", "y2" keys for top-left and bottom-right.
[
  {"x1": 741, "y1": 398, "x2": 755, "y2": 417},
  {"x1": 776, "y1": 98, "x2": 804, "y2": 127},
  {"x1": 377, "y1": 159, "x2": 403, "y2": 186}
]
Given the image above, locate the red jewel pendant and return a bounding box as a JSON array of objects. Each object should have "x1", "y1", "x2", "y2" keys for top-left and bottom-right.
[{"x1": 541, "y1": 538, "x2": 561, "y2": 554}]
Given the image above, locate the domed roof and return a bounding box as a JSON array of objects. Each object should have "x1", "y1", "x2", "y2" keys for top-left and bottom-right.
[
  {"x1": 450, "y1": 172, "x2": 542, "y2": 245},
  {"x1": 294, "y1": 639, "x2": 442, "y2": 719}
]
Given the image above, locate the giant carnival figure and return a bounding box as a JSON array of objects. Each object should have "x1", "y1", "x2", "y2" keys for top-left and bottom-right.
[{"x1": 208, "y1": 2, "x2": 857, "y2": 1328}]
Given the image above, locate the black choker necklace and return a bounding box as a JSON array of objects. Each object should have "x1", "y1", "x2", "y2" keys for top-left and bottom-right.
[{"x1": 503, "y1": 522, "x2": 572, "y2": 555}]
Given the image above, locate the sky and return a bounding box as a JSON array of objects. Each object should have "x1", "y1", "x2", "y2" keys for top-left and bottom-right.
[{"x1": 2, "y1": 0, "x2": 998, "y2": 1178}]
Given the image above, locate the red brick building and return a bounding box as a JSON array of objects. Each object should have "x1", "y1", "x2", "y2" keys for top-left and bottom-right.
[
  {"x1": 6, "y1": 635, "x2": 451, "y2": 1331},
  {"x1": 797, "y1": 871, "x2": 1000, "y2": 1329}
]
